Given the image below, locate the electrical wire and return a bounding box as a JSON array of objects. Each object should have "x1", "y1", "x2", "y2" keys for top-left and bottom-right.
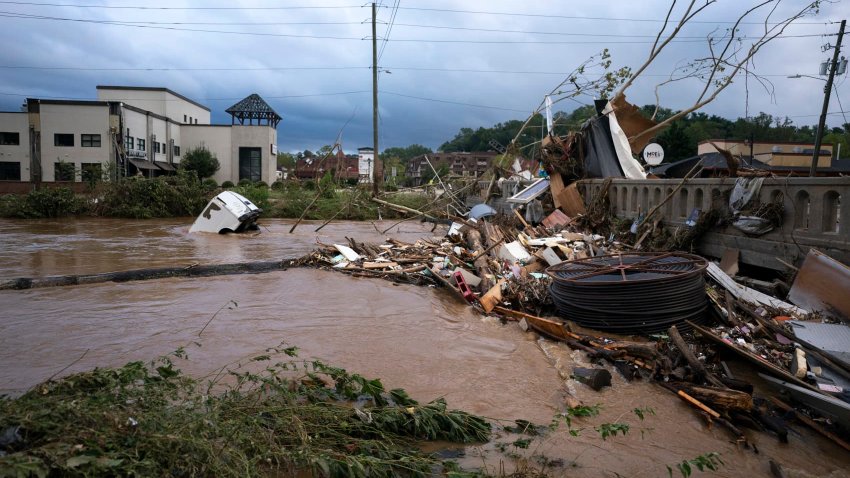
[
  {"x1": 394, "y1": 6, "x2": 838, "y2": 25},
  {"x1": 0, "y1": 11, "x2": 367, "y2": 40},
  {"x1": 377, "y1": 0, "x2": 399, "y2": 62},
  {"x1": 0, "y1": 1, "x2": 362, "y2": 10},
  {"x1": 380, "y1": 90, "x2": 528, "y2": 113}
]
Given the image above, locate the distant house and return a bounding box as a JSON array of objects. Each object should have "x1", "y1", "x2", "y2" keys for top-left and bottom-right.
[
  {"x1": 0, "y1": 85, "x2": 280, "y2": 190},
  {"x1": 293, "y1": 150, "x2": 359, "y2": 181},
  {"x1": 652, "y1": 140, "x2": 846, "y2": 178},
  {"x1": 406, "y1": 152, "x2": 499, "y2": 186}
]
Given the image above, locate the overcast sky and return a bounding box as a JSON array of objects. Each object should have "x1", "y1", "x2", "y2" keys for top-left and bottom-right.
[{"x1": 1, "y1": 0, "x2": 847, "y2": 153}]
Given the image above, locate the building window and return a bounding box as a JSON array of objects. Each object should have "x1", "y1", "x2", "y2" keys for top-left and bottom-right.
[
  {"x1": 81, "y1": 163, "x2": 102, "y2": 184},
  {"x1": 54, "y1": 133, "x2": 74, "y2": 147},
  {"x1": 137, "y1": 138, "x2": 146, "y2": 151},
  {"x1": 0, "y1": 161, "x2": 21, "y2": 180},
  {"x1": 189, "y1": 116, "x2": 192, "y2": 124},
  {"x1": 184, "y1": 114, "x2": 187, "y2": 123},
  {"x1": 194, "y1": 118, "x2": 198, "y2": 124},
  {"x1": 81, "y1": 134, "x2": 101, "y2": 147},
  {"x1": 55, "y1": 162, "x2": 75, "y2": 181},
  {"x1": 239, "y1": 147, "x2": 262, "y2": 182},
  {"x1": 0, "y1": 132, "x2": 20, "y2": 145},
  {"x1": 125, "y1": 136, "x2": 134, "y2": 150},
  {"x1": 174, "y1": 145, "x2": 181, "y2": 156},
  {"x1": 154, "y1": 142, "x2": 160, "y2": 154}
]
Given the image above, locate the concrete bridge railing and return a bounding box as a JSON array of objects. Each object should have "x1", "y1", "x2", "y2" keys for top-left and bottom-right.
[{"x1": 579, "y1": 177, "x2": 850, "y2": 270}]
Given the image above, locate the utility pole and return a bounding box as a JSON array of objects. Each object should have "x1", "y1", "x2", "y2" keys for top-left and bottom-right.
[
  {"x1": 810, "y1": 19, "x2": 845, "y2": 177},
  {"x1": 371, "y1": 2, "x2": 381, "y2": 195}
]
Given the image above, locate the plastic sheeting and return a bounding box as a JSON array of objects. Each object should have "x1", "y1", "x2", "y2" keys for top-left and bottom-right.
[{"x1": 581, "y1": 104, "x2": 647, "y2": 179}]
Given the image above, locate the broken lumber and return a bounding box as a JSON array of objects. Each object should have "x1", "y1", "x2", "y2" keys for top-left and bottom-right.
[
  {"x1": 668, "y1": 325, "x2": 725, "y2": 388},
  {"x1": 676, "y1": 385, "x2": 753, "y2": 412}
]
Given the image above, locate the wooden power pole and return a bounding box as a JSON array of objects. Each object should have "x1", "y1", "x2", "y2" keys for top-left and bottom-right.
[
  {"x1": 810, "y1": 19, "x2": 845, "y2": 177},
  {"x1": 371, "y1": 2, "x2": 381, "y2": 195}
]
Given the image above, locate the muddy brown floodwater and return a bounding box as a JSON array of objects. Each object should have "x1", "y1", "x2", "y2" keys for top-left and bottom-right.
[{"x1": 1, "y1": 218, "x2": 848, "y2": 477}]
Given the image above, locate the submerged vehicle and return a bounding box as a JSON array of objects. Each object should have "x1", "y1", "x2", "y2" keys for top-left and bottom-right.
[{"x1": 189, "y1": 191, "x2": 262, "y2": 234}]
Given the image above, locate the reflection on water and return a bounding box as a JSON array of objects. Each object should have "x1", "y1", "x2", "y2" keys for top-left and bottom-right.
[
  {"x1": 0, "y1": 218, "x2": 848, "y2": 477},
  {"x1": 0, "y1": 218, "x2": 440, "y2": 278}
]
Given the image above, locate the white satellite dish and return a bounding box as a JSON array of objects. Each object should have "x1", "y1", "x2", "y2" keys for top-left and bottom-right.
[{"x1": 642, "y1": 143, "x2": 665, "y2": 166}]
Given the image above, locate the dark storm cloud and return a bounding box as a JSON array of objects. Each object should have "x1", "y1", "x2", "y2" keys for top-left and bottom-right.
[{"x1": 0, "y1": 0, "x2": 846, "y2": 152}]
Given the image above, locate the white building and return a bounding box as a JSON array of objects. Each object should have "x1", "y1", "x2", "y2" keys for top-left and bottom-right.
[{"x1": 0, "y1": 86, "x2": 280, "y2": 187}]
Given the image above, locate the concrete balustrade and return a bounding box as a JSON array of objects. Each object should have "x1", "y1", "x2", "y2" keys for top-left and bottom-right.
[{"x1": 580, "y1": 177, "x2": 850, "y2": 269}]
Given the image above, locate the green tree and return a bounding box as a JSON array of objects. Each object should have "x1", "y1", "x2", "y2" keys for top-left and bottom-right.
[
  {"x1": 277, "y1": 152, "x2": 296, "y2": 169},
  {"x1": 180, "y1": 147, "x2": 220, "y2": 179}
]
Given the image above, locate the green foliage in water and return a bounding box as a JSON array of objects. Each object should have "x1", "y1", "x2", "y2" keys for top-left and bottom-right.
[
  {"x1": 0, "y1": 347, "x2": 491, "y2": 477},
  {"x1": 268, "y1": 183, "x2": 433, "y2": 221},
  {"x1": 231, "y1": 183, "x2": 270, "y2": 212},
  {"x1": 94, "y1": 170, "x2": 212, "y2": 219},
  {"x1": 0, "y1": 187, "x2": 90, "y2": 219}
]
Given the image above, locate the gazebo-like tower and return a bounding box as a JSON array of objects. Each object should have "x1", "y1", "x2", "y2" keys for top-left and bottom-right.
[{"x1": 225, "y1": 93, "x2": 281, "y2": 127}]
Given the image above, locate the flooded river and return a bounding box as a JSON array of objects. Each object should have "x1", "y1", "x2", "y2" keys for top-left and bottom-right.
[{"x1": 1, "y1": 218, "x2": 848, "y2": 477}]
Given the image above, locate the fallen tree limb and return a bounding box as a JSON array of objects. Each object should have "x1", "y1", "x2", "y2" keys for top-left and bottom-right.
[
  {"x1": 371, "y1": 197, "x2": 442, "y2": 223},
  {"x1": 0, "y1": 260, "x2": 301, "y2": 290}
]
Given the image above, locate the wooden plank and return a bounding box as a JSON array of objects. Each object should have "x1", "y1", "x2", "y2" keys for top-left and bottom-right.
[
  {"x1": 362, "y1": 261, "x2": 398, "y2": 269},
  {"x1": 549, "y1": 172, "x2": 566, "y2": 209},
  {"x1": 556, "y1": 182, "x2": 587, "y2": 217},
  {"x1": 677, "y1": 390, "x2": 721, "y2": 419}
]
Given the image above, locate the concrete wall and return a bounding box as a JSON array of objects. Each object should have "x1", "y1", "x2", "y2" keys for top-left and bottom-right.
[
  {"x1": 97, "y1": 87, "x2": 210, "y2": 125},
  {"x1": 38, "y1": 103, "x2": 110, "y2": 182},
  {"x1": 580, "y1": 177, "x2": 850, "y2": 270},
  {"x1": 180, "y1": 125, "x2": 232, "y2": 184},
  {"x1": 231, "y1": 126, "x2": 276, "y2": 184},
  {"x1": 0, "y1": 112, "x2": 30, "y2": 181}
]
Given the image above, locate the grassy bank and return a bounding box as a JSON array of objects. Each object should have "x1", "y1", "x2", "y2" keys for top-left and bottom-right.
[
  {"x1": 0, "y1": 346, "x2": 490, "y2": 477},
  {"x1": 0, "y1": 176, "x2": 435, "y2": 221}
]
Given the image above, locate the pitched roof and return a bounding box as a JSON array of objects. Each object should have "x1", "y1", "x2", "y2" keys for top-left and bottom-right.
[{"x1": 225, "y1": 93, "x2": 280, "y2": 119}]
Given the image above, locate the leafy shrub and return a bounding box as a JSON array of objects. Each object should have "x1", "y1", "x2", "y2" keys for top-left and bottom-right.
[
  {"x1": 96, "y1": 170, "x2": 212, "y2": 218},
  {"x1": 255, "y1": 181, "x2": 268, "y2": 188},
  {"x1": 232, "y1": 183, "x2": 270, "y2": 211},
  {"x1": 221, "y1": 180, "x2": 235, "y2": 188},
  {"x1": 202, "y1": 178, "x2": 219, "y2": 191},
  {"x1": 237, "y1": 179, "x2": 253, "y2": 187},
  {"x1": 0, "y1": 187, "x2": 89, "y2": 218},
  {"x1": 179, "y1": 147, "x2": 220, "y2": 179},
  {"x1": 271, "y1": 180, "x2": 286, "y2": 191}
]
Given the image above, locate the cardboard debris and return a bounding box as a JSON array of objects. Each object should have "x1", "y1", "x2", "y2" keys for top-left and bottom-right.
[
  {"x1": 479, "y1": 279, "x2": 505, "y2": 313},
  {"x1": 556, "y1": 183, "x2": 586, "y2": 217},
  {"x1": 720, "y1": 248, "x2": 740, "y2": 277},
  {"x1": 498, "y1": 241, "x2": 532, "y2": 263},
  {"x1": 536, "y1": 247, "x2": 563, "y2": 267},
  {"x1": 789, "y1": 249, "x2": 850, "y2": 322},
  {"x1": 542, "y1": 209, "x2": 571, "y2": 229}
]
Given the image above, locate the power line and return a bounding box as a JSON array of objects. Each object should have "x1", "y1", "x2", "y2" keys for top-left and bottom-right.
[
  {"x1": 381, "y1": 90, "x2": 528, "y2": 113},
  {"x1": 394, "y1": 6, "x2": 837, "y2": 25},
  {"x1": 0, "y1": 65, "x2": 369, "y2": 71},
  {"x1": 391, "y1": 23, "x2": 826, "y2": 39},
  {"x1": 0, "y1": 64, "x2": 830, "y2": 79},
  {"x1": 0, "y1": 1, "x2": 362, "y2": 10},
  {"x1": 0, "y1": 1, "x2": 835, "y2": 26},
  {"x1": 0, "y1": 11, "x2": 368, "y2": 39},
  {"x1": 0, "y1": 10, "x2": 827, "y2": 44},
  {"x1": 377, "y1": 0, "x2": 400, "y2": 62},
  {"x1": 0, "y1": 90, "x2": 370, "y2": 101}
]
